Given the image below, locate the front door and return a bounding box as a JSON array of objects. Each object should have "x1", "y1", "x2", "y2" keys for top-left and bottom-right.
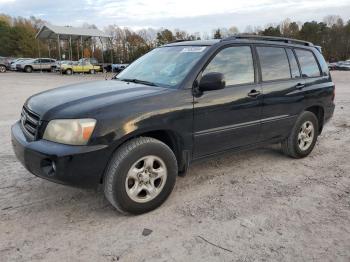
[{"x1": 193, "y1": 45, "x2": 262, "y2": 158}]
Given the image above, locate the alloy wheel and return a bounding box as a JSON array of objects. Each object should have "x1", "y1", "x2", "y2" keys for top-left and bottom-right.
[
  {"x1": 125, "y1": 155, "x2": 167, "y2": 203},
  {"x1": 298, "y1": 120, "x2": 314, "y2": 151}
]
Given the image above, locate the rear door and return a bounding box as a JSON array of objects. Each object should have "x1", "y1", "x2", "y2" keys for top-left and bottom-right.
[
  {"x1": 41, "y1": 59, "x2": 52, "y2": 70},
  {"x1": 256, "y1": 45, "x2": 305, "y2": 142},
  {"x1": 294, "y1": 48, "x2": 331, "y2": 112},
  {"x1": 74, "y1": 63, "x2": 83, "y2": 72},
  {"x1": 32, "y1": 59, "x2": 41, "y2": 70},
  {"x1": 193, "y1": 45, "x2": 263, "y2": 158}
]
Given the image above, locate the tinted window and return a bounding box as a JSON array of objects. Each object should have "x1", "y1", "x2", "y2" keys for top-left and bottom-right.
[
  {"x1": 313, "y1": 49, "x2": 329, "y2": 76},
  {"x1": 257, "y1": 46, "x2": 290, "y2": 81},
  {"x1": 295, "y1": 49, "x2": 321, "y2": 77},
  {"x1": 286, "y1": 49, "x2": 300, "y2": 78},
  {"x1": 118, "y1": 46, "x2": 208, "y2": 87},
  {"x1": 203, "y1": 46, "x2": 254, "y2": 86}
]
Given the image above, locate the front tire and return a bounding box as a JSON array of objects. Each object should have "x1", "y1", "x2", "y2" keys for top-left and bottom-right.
[
  {"x1": 65, "y1": 69, "x2": 72, "y2": 75},
  {"x1": 0, "y1": 65, "x2": 6, "y2": 73},
  {"x1": 282, "y1": 111, "x2": 319, "y2": 158},
  {"x1": 104, "y1": 137, "x2": 178, "y2": 214}
]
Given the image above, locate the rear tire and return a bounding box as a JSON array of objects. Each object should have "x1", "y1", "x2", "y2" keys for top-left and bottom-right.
[
  {"x1": 281, "y1": 111, "x2": 319, "y2": 158},
  {"x1": 24, "y1": 66, "x2": 33, "y2": 73},
  {"x1": 104, "y1": 137, "x2": 178, "y2": 214}
]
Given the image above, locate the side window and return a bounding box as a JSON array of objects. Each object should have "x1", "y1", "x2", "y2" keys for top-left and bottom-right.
[
  {"x1": 313, "y1": 48, "x2": 329, "y2": 76},
  {"x1": 286, "y1": 49, "x2": 300, "y2": 78},
  {"x1": 295, "y1": 49, "x2": 321, "y2": 77},
  {"x1": 257, "y1": 46, "x2": 290, "y2": 81},
  {"x1": 203, "y1": 46, "x2": 254, "y2": 86}
]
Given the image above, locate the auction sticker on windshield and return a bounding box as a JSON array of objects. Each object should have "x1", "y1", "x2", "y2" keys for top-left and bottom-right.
[{"x1": 180, "y1": 47, "x2": 207, "y2": 53}]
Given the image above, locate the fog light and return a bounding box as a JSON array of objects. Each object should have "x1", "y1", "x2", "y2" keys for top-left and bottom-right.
[
  {"x1": 41, "y1": 159, "x2": 56, "y2": 176},
  {"x1": 52, "y1": 161, "x2": 56, "y2": 173}
]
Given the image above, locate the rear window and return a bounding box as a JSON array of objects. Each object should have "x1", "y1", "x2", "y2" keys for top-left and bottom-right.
[
  {"x1": 257, "y1": 46, "x2": 290, "y2": 81},
  {"x1": 295, "y1": 49, "x2": 321, "y2": 77}
]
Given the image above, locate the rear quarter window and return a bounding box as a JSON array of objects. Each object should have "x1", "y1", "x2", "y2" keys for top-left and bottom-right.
[
  {"x1": 295, "y1": 49, "x2": 321, "y2": 77},
  {"x1": 256, "y1": 46, "x2": 291, "y2": 81},
  {"x1": 313, "y1": 49, "x2": 329, "y2": 76}
]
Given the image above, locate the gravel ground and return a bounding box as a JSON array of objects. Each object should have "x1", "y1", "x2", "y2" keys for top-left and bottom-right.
[{"x1": 0, "y1": 71, "x2": 349, "y2": 262}]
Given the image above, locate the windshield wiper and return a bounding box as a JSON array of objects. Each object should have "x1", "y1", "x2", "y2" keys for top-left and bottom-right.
[{"x1": 118, "y1": 78, "x2": 159, "y2": 87}]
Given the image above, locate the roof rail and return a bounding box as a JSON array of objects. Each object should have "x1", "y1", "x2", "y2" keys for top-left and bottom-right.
[
  {"x1": 221, "y1": 35, "x2": 313, "y2": 47},
  {"x1": 168, "y1": 39, "x2": 191, "y2": 44}
]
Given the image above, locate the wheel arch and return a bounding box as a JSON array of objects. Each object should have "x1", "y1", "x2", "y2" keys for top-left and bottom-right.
[
  {"x1": 304, "y1": 105, "x2": 325, "y2": 134},
  {"x1": 100, "y1": 128, "x2": 190, "y2": 184}
]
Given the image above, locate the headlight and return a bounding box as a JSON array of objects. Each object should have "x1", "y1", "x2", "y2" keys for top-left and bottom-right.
[{"x1": 43, "y1": 119, "x2": 96, "y2": 145}]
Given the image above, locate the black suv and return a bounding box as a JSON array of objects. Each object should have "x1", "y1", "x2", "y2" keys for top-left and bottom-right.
[{"x1": 11, "y1": 35, "x2": 335, "y2": 214}]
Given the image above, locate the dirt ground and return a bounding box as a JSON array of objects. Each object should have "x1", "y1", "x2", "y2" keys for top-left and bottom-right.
[{"x1": 0, "y1": 71, "x2": 349, "y2": 262}]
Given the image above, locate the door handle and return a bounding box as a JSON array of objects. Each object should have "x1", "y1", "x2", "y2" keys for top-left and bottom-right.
[
  {"x1": 295, "y1": 83, "x2": 305, "y2": 89},
  {"x1": 247, "y1": 89, "x2": 261, "y2": 97}
]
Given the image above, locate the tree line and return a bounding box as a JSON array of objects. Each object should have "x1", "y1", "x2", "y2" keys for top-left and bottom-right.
[{"x1": 0, "y1": 14, "x2": 349, "y2": 63}]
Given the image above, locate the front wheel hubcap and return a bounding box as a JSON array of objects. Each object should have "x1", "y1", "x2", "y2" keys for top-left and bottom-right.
[
  {"x1": 298, "y1": 121, "x2": 314, "y2": 151},
  {"x1": 125, "y1": 155, "x2": 167, "y2": 203}
]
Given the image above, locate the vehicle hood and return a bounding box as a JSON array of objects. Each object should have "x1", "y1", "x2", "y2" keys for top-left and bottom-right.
[{"x1": 25, "y1": 80, "x2": 172, "y2": 120}]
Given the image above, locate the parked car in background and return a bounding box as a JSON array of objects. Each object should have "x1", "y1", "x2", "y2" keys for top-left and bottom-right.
[
  {"x1": 55, "y1": 60, "x2": 77, "y2": 72},
  {"x1": 60, "y1": 60, "x2": 101, "y2": 74},
  {"x1": 80, "y1": 57, "x2": 99, "y2": 65},
  {"x1": 16, "y1": 58, "x2": 57, "y2": 73},
  {"x1": 327, "y1": 62, "x2": 337, "y2": 70},
  {"x1": 0, "y1": 56, "x2": 10, "y2": 73},
  {"x1": 10, "y1": 58, "x2": 33, "y2": 71},
  {"x1": 12, "y1": 36, "x2": 335, "y2": 214},
  {"x1": 112, "y1": 64, "x2": 129, "y2": 73},
  {"x1": 335, "y1": 60, "x2": 350, "y2": 71}
]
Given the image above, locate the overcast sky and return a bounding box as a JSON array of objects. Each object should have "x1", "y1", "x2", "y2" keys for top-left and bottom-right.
[{"x1": 1, "y1": 0, "x2": 350, "y2": 33}]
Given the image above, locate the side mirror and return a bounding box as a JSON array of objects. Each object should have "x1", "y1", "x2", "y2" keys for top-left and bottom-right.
[{"x1": 199, "y1": 72, "x2": 225, "y2": 91}]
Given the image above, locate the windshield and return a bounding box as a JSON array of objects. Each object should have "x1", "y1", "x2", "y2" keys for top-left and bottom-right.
[{"x1": 117, "y1": 46, "x2": 208, "y2": 88}]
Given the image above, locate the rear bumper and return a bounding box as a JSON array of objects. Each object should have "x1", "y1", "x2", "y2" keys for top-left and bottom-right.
[
  {"x1": 324, "y1": 103, "x2": 335, "y2": 123},
  {"x1": 11, "y1": 121, "x2": 112, "y2": 188}
]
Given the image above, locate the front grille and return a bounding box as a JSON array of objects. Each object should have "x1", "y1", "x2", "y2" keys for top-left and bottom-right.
[{"x1": 21, "y1": 107, "x2": 40, "y2": 139}]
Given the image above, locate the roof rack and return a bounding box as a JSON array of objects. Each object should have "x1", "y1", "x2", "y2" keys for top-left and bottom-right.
[
  {"x1": 221, "y1": 35, "x2": 313, "y2": 47},
  {"x1": 168, "y1": 39, "x2": 191, "y2": 44}
]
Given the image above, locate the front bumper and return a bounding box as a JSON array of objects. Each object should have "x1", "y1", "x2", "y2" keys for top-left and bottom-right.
[{"x1": 11, "y1": 121, "x2": 111, "y2": 188}]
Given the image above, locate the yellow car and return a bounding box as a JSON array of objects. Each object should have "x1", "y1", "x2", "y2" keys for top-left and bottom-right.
[{"x1": 61, "y1": 61, "x2": 101, "y2": 75}]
